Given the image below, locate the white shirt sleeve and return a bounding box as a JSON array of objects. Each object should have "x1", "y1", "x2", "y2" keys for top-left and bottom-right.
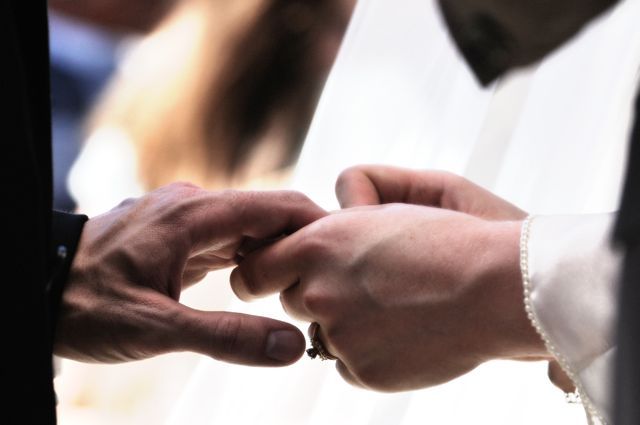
[{"x1": 520, "y1": 213, "x2": 622, "y2": 425}]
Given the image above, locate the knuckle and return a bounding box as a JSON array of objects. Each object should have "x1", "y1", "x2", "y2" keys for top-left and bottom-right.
[
  {"x1": 300, "y1": 288, "x2": 330, "y2": 315},
  {"x1": 164, "y1": 181, "x2": 203, "y2": 198},
  {"x1": 335, "y1": 166, "x2": 363, "y2": 191},
  {"x1": 287, "y1": 190, "x2": 312, "y2": 202},
  {"x1": 152, "y1": 182, "x2": 204, "y2": 209},
  {"x1": 241, "y1": 277, "x2": 261, "y2": 299},
  {"x1": 231, "y1": 266, "x2": 261, "y2": 299},
  {"x1": 115, "y1": 197, "x2": 138, "y2": 209},
  {"x1": 353, "y1": 363, "x2": 388, "y2": 391},
  {"x1": 323, "y1": 325, "x2": 346, "y2": 348},
  {"x1": 278, "y1": 292, "x2": 291, "y2": 312},
  {"x1": 222, "y1": 188, "x2": 244, "y2": 201},
  {"x1": 335, "y1": 361, "x2": 363, "y2": 388},
  {"x1": 437, "y1": 170, "x2": 465, "y2": 188},
  {"x1": 337, "y1": 165, "x2": 364, "y2": 182},
  {"x1": 170, "y1": 181, "x2": 201, "y2": 191},
  {"x1": 279, "y1": 290, "x2": 307, "y2": 321},
  {"x1": 218, "y1": 189, "x2": 250, "y2": 213},
  {"x1": 297, "y1": 221, "x2": 333, "y2": 258},
  {"x1": 275, "y1": 190, "x2": 314, "y2": 208},
  {"x1": 321, "y1": 324, "x2": 353, "y2": 360}
]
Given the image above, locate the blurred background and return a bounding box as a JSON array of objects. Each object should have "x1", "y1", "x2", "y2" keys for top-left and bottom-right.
[
  {"x1": 50, "y1": 0, "x2": 640, "y2": 424},
  {"x1": 50, "y1": 0, "x2": 355, "y2": 214}
]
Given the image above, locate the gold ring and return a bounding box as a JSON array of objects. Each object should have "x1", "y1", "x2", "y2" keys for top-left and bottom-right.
[{"x1": 306, "y1": 322, "x2": 336, "y2": 361}]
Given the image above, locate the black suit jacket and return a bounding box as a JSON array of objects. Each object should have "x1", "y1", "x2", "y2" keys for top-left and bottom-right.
[{"x1": 2, "y1": 2, "x2": 86, "y2": 424}]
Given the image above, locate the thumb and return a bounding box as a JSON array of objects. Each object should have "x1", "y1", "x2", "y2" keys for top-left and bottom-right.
[
  {"x1": 336, "y1": 165, "x2": 526, "y2": 220},
  {"x1": 334, "y1": 165, "x2": 383, "y2": 208},
  {"x1": 166, "y1": 304, "x2": 306, "y2": 366},
  {"x1": 335, "y1": 164, "x2": 456, "y2": 208}
]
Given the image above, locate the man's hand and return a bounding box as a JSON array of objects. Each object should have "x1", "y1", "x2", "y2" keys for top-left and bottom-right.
[
  {"x1": 231, "y1": 166, "x2": 550, "y2": 391},
  {"x1": 55, "y1": 183, "x2": 326, "y2": 366}
]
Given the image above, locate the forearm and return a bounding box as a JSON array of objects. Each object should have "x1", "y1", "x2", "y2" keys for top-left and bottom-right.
[{"x1": 473, "y1": 219, "x2": 551, "y2": 361}]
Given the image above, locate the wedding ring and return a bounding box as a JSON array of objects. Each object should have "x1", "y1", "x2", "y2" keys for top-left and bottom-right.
[{"x1": 306, "y1": 322, "x2": 336, "y2": 361}]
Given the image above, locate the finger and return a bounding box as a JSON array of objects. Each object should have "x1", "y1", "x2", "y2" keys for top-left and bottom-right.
[
  {"x1": 230, "y1": 232, "x2": 305, "y2": 301},
  {"x1": 165, "y1": 302, "x2": 306, "y2": 366},
  {"x1": 182, "y1": 251, "x2": 237, "y2": 288},
  {"x1": 181, "y1": 188, "x2": 327, "y2": 252},
  {"x1": 548, "y1": 361, "x2": 576, "y2": 393},
  {"x1": 336, "y1": 360, "x2": 365, "y2": 388},
  {"x1": 336, "y1": 165, "x2": 526, "y2": 219},
  {"x1": 335, "y1": 165, "x2": 446, "y2": 207},
  {"x1": 279, "y1": 283, "x2": 314, "y2": 322},
  {"x1": 335, "y1": 165, "x2": 383, "y2": 207},
  {"x1": 230, "y1": 191, "x2": 326, "y2": 237},
  {"x1": 236, "y1": 234, "x2": 286, "y2": 259}
]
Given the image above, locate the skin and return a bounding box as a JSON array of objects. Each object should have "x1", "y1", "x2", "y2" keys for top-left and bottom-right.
[
  {"x1": 231, "y1": 165, "x2": 569, "y2": 391},
  {"x1": 55, "y1": 182, "x2": 327, "y2": 366},
  {"x1": 337, "y1": 165, "x2": 575, "y2": 392}
]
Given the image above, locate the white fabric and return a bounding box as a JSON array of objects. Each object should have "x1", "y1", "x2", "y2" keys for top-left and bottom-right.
[
  {"x1": 63, "y1": 0, "x2": 640, "y2": 423},
  {"x1": 524, "y1": 213, "x2": 623, "y2": 424}
]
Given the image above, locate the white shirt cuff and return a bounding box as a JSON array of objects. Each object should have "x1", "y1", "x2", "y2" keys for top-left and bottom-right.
[{"x1": 520, "y1": 213, "x2": 622, "y2": 424}]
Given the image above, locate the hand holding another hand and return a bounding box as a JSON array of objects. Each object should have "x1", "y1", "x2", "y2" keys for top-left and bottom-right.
[{"x1": 232, "y1": 166, "x2": 551, "y2": 391}]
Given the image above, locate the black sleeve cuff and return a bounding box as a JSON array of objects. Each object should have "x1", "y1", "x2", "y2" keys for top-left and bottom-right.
[{"x1": 48, "y1": 211, "x2": 88, "y2": 339}]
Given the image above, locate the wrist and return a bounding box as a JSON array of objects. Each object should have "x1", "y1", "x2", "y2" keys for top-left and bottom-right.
[{"x1": 472, "y1": 219, "x2": 550, "y2": 361}]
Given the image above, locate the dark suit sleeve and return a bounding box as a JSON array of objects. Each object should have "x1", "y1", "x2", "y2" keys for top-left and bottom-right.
[
  {"x1": 3, "y1": 1, "x2": 88, "y2": 422},
  {"x1": 614, "y1": 92, "x2": 640, "y2": 425},
  {"x1": 48, "y1": 211, "x2": 88, "y2": 338}
]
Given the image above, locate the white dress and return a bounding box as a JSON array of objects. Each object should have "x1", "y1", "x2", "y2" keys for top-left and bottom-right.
[{"x1": 64, "y1": 0, "x2": 640, "y2": 424}]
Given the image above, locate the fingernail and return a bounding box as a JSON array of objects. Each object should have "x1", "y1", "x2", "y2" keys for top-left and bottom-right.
[{"x1": 266, "y1": 330, "x2": 302, "y2": 362}]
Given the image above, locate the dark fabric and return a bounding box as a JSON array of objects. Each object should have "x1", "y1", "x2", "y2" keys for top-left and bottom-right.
[
  {"x1": 1, "y1": 2, "x2": 86, "y2": 423},
  {"x1": 49, "y1": 212, "x2": 88, "y2": 342},
  {"x1": 614, "y1": 92, "x2": 640, "y2": 425},
  {"x1": 616, "y1": 93, "x2": 640, "y2": 246},
  {"x1": 437, "y1": 2, "x2": 512, "y2": 86},
  {"x1": 615, "y1": 245, "x2": 640, "y2": 425},
  {"x1": 437, "y1": 0, "x2": 618, "y2": 86}
]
